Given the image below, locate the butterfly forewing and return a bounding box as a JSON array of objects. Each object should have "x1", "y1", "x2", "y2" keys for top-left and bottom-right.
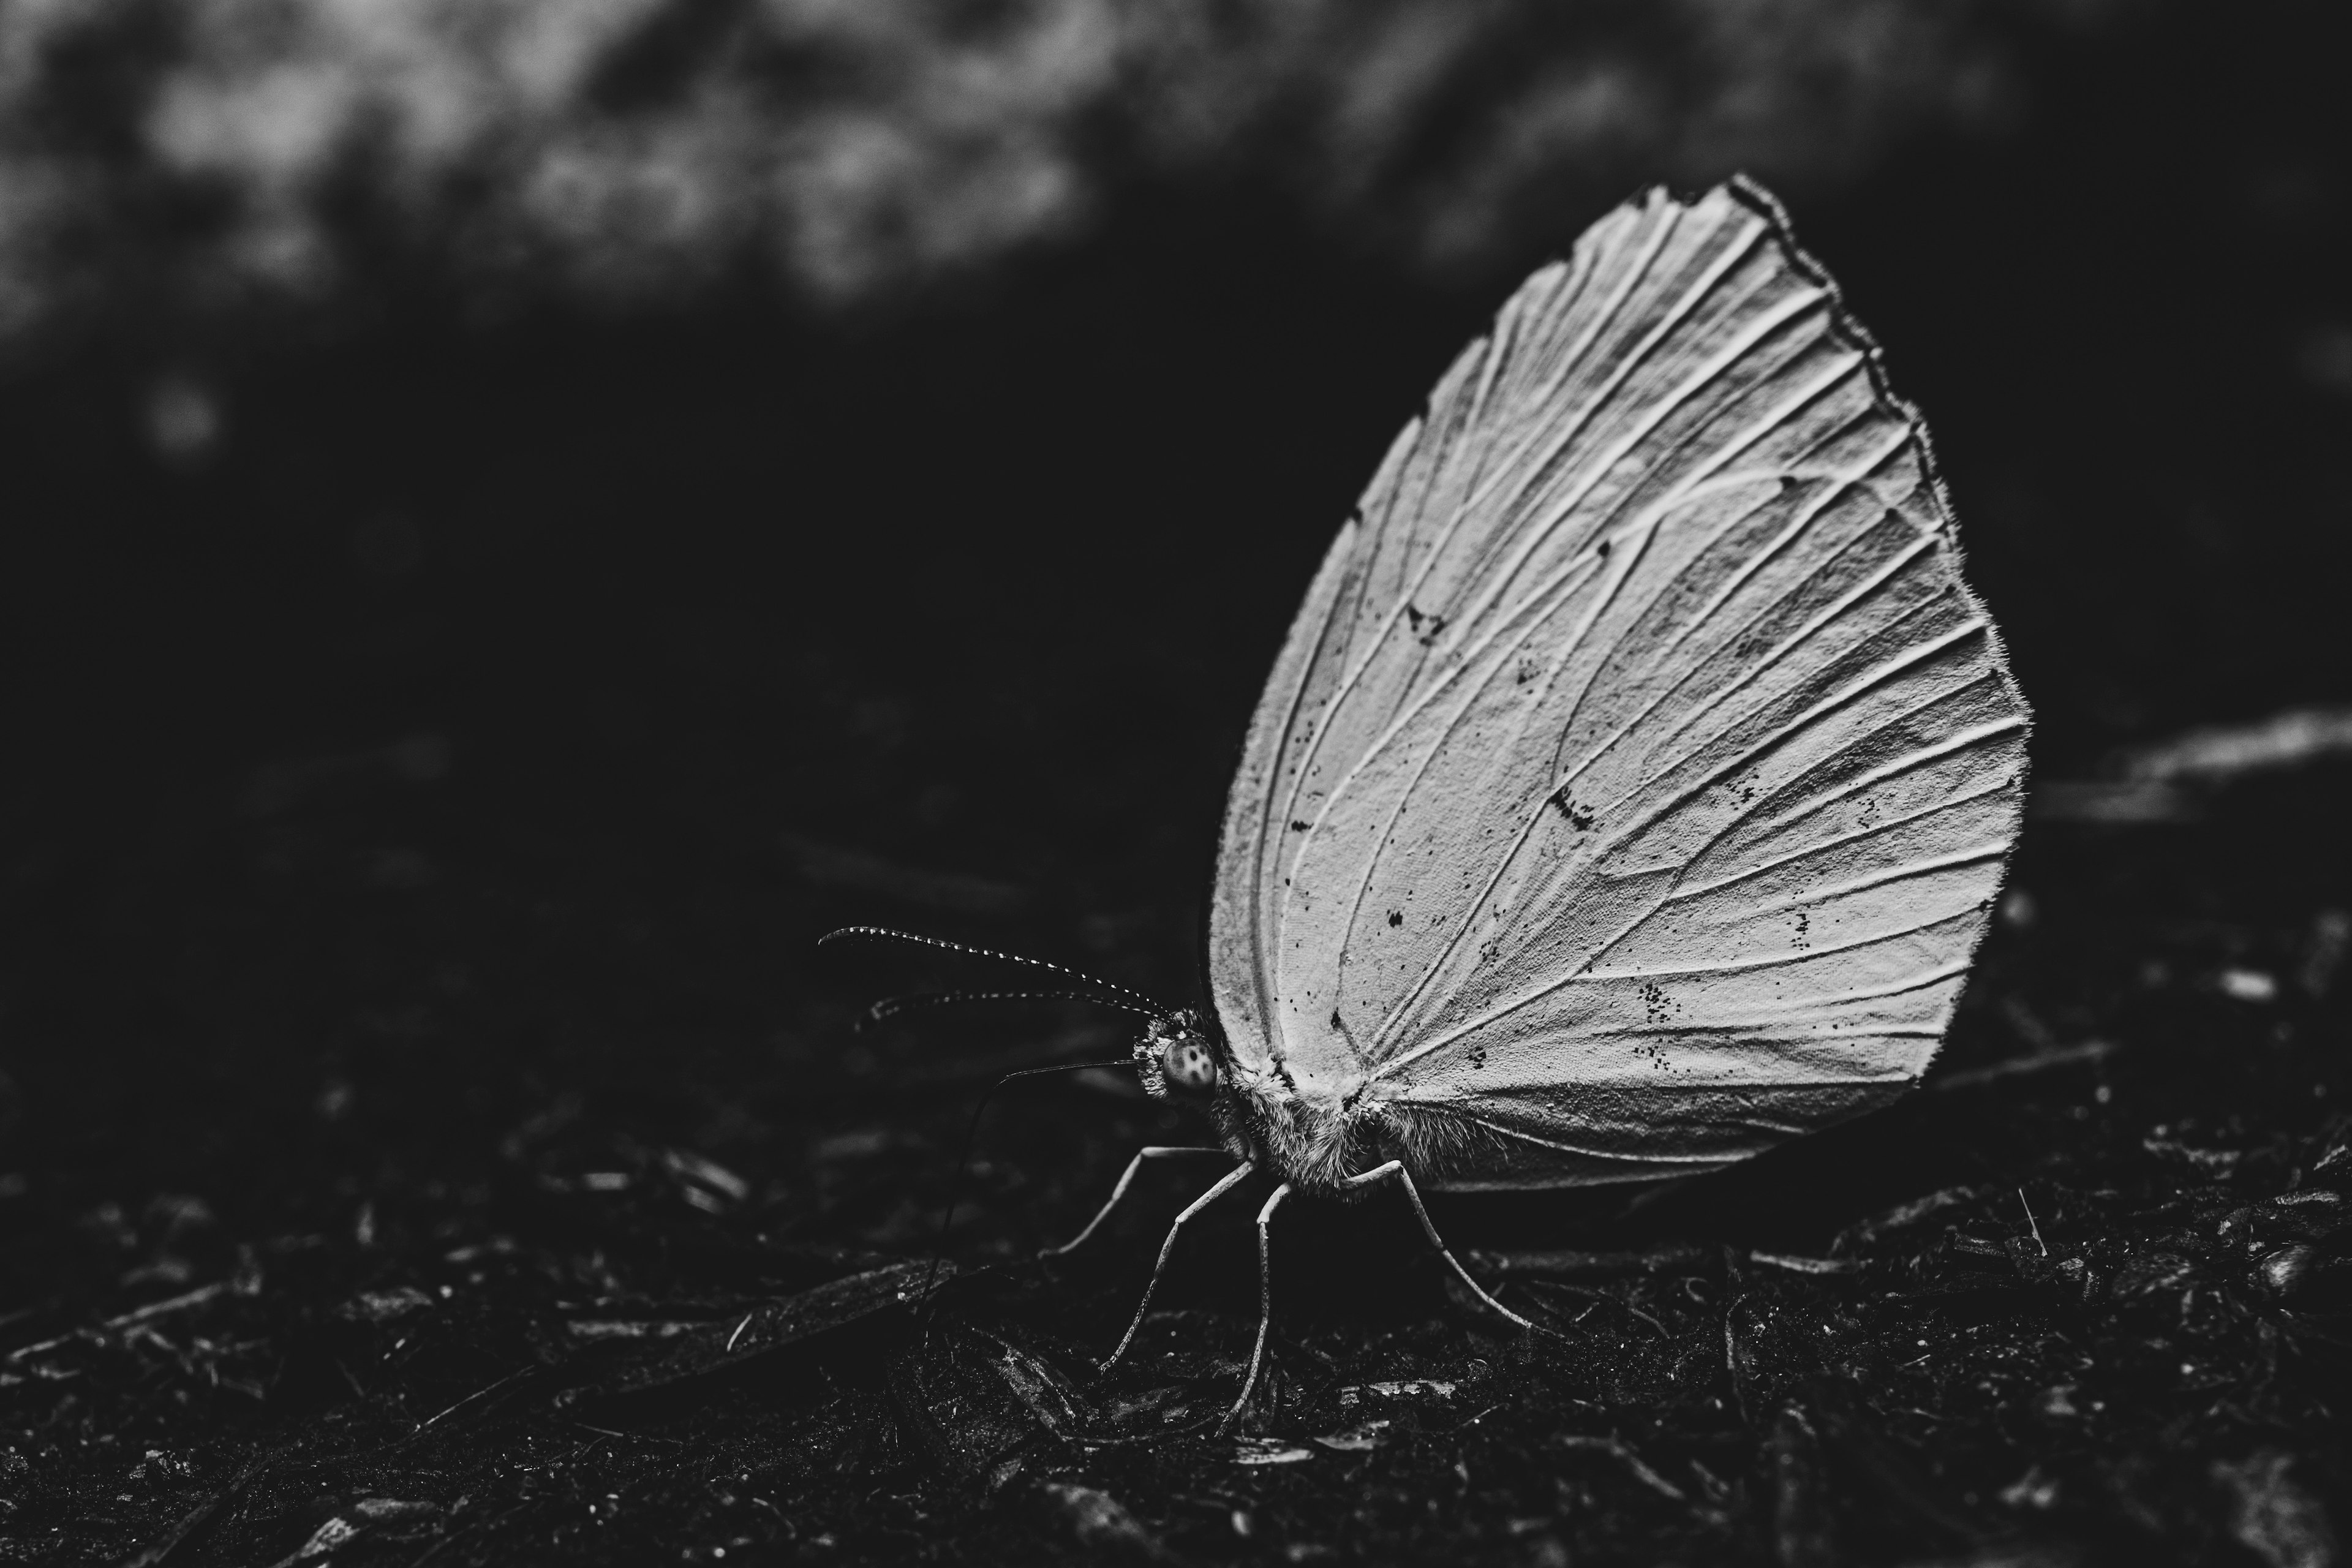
[{"x1": 1207, "y1": 181, "x2": 2029, "y2": 1189}]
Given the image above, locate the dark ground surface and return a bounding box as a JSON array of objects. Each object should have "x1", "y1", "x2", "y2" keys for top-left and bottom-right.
[{"x1": 3, "y1": 2, "x2": 2352, "y2": 1562}]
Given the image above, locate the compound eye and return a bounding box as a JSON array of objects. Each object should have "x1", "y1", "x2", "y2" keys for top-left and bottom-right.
[{"x1": 1163, "y1": 1039, "x2": 1218, "y2": 1094}]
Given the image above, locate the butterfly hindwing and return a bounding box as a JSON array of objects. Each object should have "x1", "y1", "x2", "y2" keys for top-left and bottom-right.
[{"x1": 1207, "y1": 180, "x2": 2028, "y2": 1189}]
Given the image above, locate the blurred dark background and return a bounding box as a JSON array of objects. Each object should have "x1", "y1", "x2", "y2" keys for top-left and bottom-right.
[{"x1": 0, "y1": 0, "x2": 2349, "y2": 1461}]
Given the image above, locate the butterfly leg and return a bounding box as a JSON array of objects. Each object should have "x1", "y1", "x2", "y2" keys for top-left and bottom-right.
[
  {"x1": 1101, "y1": 1159, "x2": 1255, "y2": 1372},
  {"x1": 1041, "y1": 1146, "x2": 1235, "y2": 1258},
  {"x1": 1218, "y1": 1180, "x2": 1294, "y2": 1434},
  {"x1": 1343, "y1": 1160, "x2": 1532, "y2": 1330}
]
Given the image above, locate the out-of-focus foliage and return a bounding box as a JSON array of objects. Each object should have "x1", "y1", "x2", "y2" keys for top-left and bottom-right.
[{"x1": 0, "y1": 0, "x2": 2132, "y2": 340}]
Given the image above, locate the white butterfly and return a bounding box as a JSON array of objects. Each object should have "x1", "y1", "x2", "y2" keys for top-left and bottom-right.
[{"x1": 854, "y1": 176, "x2": 2029, "y2": 1431}]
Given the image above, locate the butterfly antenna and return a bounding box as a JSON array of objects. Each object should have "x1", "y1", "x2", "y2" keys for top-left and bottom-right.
[
  {"x1": 861, "y1": 989, "x2": 1159, "y2": 1031},
  {"x1": 913, "y1": 1057, "x2": 1136, "y2": 1333},
  {"x1": 819, "y1": 925, "x2": 1164, "y2": 1012}
]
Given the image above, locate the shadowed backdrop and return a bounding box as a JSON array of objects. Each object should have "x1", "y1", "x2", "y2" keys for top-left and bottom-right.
[{"x1": 0, "y1": 4, "x2": 2347, "y2": 1560}]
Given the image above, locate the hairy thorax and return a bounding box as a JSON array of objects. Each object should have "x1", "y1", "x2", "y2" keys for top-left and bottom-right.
[{"x1": 1216, "y1": 1071, "x2": 1507, "y2": 1194}]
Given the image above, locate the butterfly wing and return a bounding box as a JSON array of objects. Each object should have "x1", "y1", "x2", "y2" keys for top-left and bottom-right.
[{"x1": 1207, "y1": 179, "x2": 2029, "y2": 1189}]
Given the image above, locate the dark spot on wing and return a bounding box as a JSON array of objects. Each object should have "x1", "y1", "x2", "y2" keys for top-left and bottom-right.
[
  {"x1": 1548, "y1": 786, "x2": 1596, "y2": 832},
  {"x1": 1290, "y1": 820, "x2": 1311, "y2": 832},
  {"x1": 1387, "y1": 910, "x2": 1403, "y2": 928}
]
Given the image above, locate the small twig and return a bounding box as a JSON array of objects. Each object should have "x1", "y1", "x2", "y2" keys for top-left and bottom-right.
[
  {"x1": 1514, "y1": 1281, "x2": 1602, "y2": 1325},
  {"x1": 1748, "y1": 1252, "x2": 1859, "y2": 1276},
  {"x1": 1555, "y1": 1435, "x2": 1687, "y2": 1502},
  {"x1": 4, "y1": 1332, "x2": 77, "y2": 1362},
  {"x1": 567, "y1": 1422, "x2": 681, "y2": 1444},
  {"x1": 107, "y1": 1282, "x2": 236, "y2": 1330},
  {"x1": 2017, "y1": 1188, "x2": 2048, "y2": 1257},
  {"x1": 1931, "y1": 1039, "x2": 2118, "y2": 1092},
  {"x1": 418, "y1": 1366, "x2": 532, "y2": 1430},
  {"x1": 2120, "y1": 705, "x2": 2352, "y2": 783},
  {"x1": 1468, "y1": 1244, "x2": 1710, "y2": 1280},
  {"x1": 1622, "y1": 1302, "x2": 1671, "y2": 1340},
  {"x1": 6, "y1": 1281, "x2": 238, "y2": 1363},
  {"x1": 565, "y1": 1420, "x2": 685, "y2": 1449}
]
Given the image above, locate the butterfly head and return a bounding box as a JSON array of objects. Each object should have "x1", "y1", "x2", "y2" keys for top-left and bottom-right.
[{"x1": 1134, "y1": 1009, "x2": 1223, "y2": 1101}]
